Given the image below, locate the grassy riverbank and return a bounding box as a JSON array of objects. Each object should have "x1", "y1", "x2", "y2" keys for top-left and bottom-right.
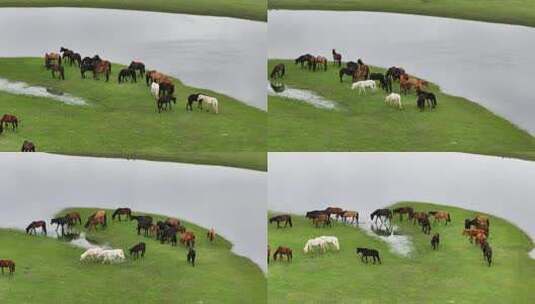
[
  {"x1": 0, "y1": 208, "x2": 265, "y2": 303},
  {"x1": 268, "y1": 202, "x2": 535, "y2": 303},
  {"x1": 0, "y1": 58, "x2": 266, "y2": 171},
  {"x1": 269, "y1": 0, "x2": 535, "y2": 28},
  {"x1": 0, "y1": 0, "x2": 266, "y2": 21},
  {"x1": 268, "y1": 60, "x2": 535, "y2": 160}
]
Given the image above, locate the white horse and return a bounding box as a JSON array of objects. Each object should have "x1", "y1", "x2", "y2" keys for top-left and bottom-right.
[
  {"x1": 80, "y1": 247, "x2": 104, "y2": 262},
  {"x1": 304, "y1": 238, "x2": 326, "y2": 253},
  {"x1": 351, "y1": 80, "x2": 376, "y2": 94},
  {"x1": 197, "y1": 94, "x2": 219, "y2": 114},
  {"x1": 99, "y1": 249, "x2": 125, "y2": 264},
  {"x1": 385, "y1": 93, "x2": 403, "y2": 109},
  {"x1": 150, "y1": 82, "x2": 160, "y2": 99},
  {"x1": 319, "y1": 236, "x2": 340, "y2": 251}
]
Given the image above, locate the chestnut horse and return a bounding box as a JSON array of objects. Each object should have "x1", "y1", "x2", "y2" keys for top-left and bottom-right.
[
  {"x1": 26, "y1": 220, "x2": 47, "y2": 235},
  {"x1": 180, "y1": 231, "x2": 196, "y2": 247},
  {"x1": 462, "y1": 228, "x2": 487, "y2": 243},
  {"x1": 93, "y1": 60, "x2": 111, "y2": 81},
  {"x1": 313, "y1": 214, "x2": 331, "y2": 228},
  {"x1": 429, "y1": 211, "x2": 451, "y2": 225},
  {"x1": 273, "y1": 246, "x2": 292, "y2": 262},
  {"x1": 85, "y1": 210, "x2": 107, "y2": 231},
  {"x1": 0, "y1": 260, "x2": 15, "y2": 274},
  {"x1": 313, "y1": 56, "x2": 328, "y2": 71},
  {"x1": 1, "y1": 114, "x2": 18, "y2": 131},
  {"x1": 324, "y1": 207, "x2": 344, "y2": 219},
  {"x1": 332, "y1": 49, "x2": 342, "y2": 67}
]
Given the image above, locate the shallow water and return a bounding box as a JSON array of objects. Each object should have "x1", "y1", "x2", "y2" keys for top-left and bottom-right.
[
  {"x1": 267, "y1": 83, "x2": 336, "y2": 109},
  {"x1": 0, "y1": 77, "x2": 87, "y2": 105},
  {"x1": 0, "y1": 153, "x2": 266, "y2": 271},
  {"x1": 269, "y1": 153, "x2": 535, "y2": 258},
  {"x1": 0, "y1": 8, "x2": 266, "y2": 110},
  {"x1": 269, "y1": 11, "x2": 535, "y2": 134},
  {"x1": 363, "y1": 223, "x2": 412, "y2": 256}
]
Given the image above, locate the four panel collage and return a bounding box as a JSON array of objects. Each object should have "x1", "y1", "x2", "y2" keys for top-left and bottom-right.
[{"x1": 0, "y1": 1, "x2": 534, "y2": 303}]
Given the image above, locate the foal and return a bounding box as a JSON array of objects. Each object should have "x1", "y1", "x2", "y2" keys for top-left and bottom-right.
[
  {"x1": 129, "y1": 242, "x2": 146, "y2": 259},
  {"x1": 431, "y1": 233, "x2": 440, "y2": 250}
]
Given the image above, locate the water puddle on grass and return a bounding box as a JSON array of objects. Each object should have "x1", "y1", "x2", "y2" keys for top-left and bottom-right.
[
  {"x1": 362, "y1": 222, "x2": 413, "y2": 257},
  {"x1": 267, "y1": 83, "x2": 337, "y2": 110},
  {"x1": 530, "y1": 249, "x2": 535, "y2": 260},
  {"x1": 50, "y1": 229, "x2": 110, "y2": 250},
  {"x1": 0, "y1": 77, "x2": 87, "y2": 105}
]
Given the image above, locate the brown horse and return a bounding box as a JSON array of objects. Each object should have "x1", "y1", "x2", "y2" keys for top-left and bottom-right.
[
  {"x1": 165, "y1": 218, "x2": 181, "y2": 228},
  {"x1": 353, "y1": 64, "x2": 370, "y2": 82},
  {"x1": 313, "y1": 56, "x2": 328, "y2": 71},
  {"x1": 393, "y1": 207, "x2": 414, "y2": 221},
  {"x1": 429, "y1": 211, "x2": 451, "y2": 225},
  {"x1": 399, "y1": 73, "x2": 427, "y2": 94},
  {"x1": 410, "y1": 212, "x2": 429, "y2": 225},
  {"x1": 324, "y1": 207, "x2": 344, "y2": 219},
  {"x1": 273, "y1": 246, "x2": 292, "y2": 262},
  {"x1": 313, "y1": 214, "x2": 331, "y2": 228},
  {"x1": 93, "y1": 60, "x2": 111, "y2": 81},
  {"x1": 206, "y1": 228, "x2": 216, "y2": 242},
  {"x1": 341, "y1": 211, "x2": 359, "y2": 224},
  {"x1": 270, "y1": 63, "x2": 285, "y2": 79},
  {"x1": 49, "y1": 63, "x2": 65, "y2": 80},
  {"x1": 44, "y1": 52, "x2": 61, "y2": 69},
  {"x1": 21, "y1": 140, "x2": 35, "y2": 152},
  {"x1": 462, "y1": 228, "x2": 487, "y2": 243},
  {"x1": 146, "y1": 70, "x2": 171, "y2": 86},
  {"x1": 180, "y1": 231, "x2": 196, "y2": 247},
  {"x1": 85, "y1": 210, "x2": 107, "y2": 231},
  {"x1": 474, "y1": 232, "x2": 487, "y2": 246},
  {"x1": 0, "y1": 260, "x2": 15, "y2": 275},
  {"x1": 26, "y1": 220, "x2": 47, "y2": 235},
  {"x1": 332, "y1": 49, "x2": 342, "y2": 67},
  {"x1": 65, "y1": 212, "x2": 82, "y2": 225},
  {"x1": 1, "y1": 114, "x2": 18, "y2": 131}
]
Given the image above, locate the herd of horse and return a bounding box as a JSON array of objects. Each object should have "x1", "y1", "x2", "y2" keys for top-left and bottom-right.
[
  {"x1": 269, "y1": 205, "x2": 494, "y2": 268},
  {"x1": 2, "y1": 208, "x2": 219, "y2": 275},
  {"x1": 270, "y1": 49, "x2": 438, "y2": 111}
]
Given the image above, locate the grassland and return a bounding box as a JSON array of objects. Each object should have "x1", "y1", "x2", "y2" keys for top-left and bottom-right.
[
  {"x1": 268, "y1": 60, "x2": 535, "y2": 160},
  {"x1": 0, "y1": 207, "x2": 265, "y2": 303},
  {"x1": 0, "y1": 58, "x2": 266, "y2": 171},
  {"x1": 268, "y1": 202, "x2": 535, "y2": 303}
]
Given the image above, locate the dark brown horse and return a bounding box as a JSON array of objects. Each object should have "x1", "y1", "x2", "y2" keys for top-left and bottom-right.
[
  {"x1": 206, "y1": 228, "x2": 216, "y2": 242},
  {"x1": 324, "y1": 207, "x2": 344, "y2": 219},
  {"x1": 128, "y1": 61, "x2": 146, "y2": 77},
  {"x1": 273, "y1": 246, "x2": 292, "y2": 262},
  {"x1": 332, "y1": 49, "x2": 342, "y2": 67},
  {"x1": 313, "y1": 214, "x2": 331, "y2": 228},
  {"x1": 129, "y1": 242, "x2": 146, "y2": 259},
  {"x1": 50, "y1": 64, "x2": 65, "y2": 80},
  {"x1": 1, "y1": 114, "x2": 18, "y2": 131},
  {"x1": 431, "y1": 233, "x2": 440, "y2": 250},
  {"x1": 270, "y1": 63, "x2": 285, "y2": 79},
  {"x1": 65, "y1": 212, "x2": 82, "y2": 225},
  {"x1": 26, "y1": 220, "x2": 47, "y2": 235},
  {"x1": 21, "y1": 140, "x2": 35, "y2": 152},
  {"x1": 0, "y1": 260, "x2": 15, "y2": 275},
  {"x1": 386, "y1": 67, "x2": 405, "y2": 82},
  {"x1": 393, "y1": 207, "x2": 414, "y2": 221},
  {"x1": 295, "y1": 54, "x2": 314, "y2": 68},
  {"x1": 269, "y1": 214, "x2": 293, "y2": 228},
  {"x1": 93, "y1": 60, "x2": 111, "y2": 81},
  {"x1": 112, "y1": 208, "x2": 132, "y2": 221},
  {"x1": 180, "y1": 231, "x2": 196, "y2": 247}
]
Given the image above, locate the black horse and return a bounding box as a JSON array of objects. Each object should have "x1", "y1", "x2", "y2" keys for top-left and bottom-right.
[
  {"x1": 112, "y1": 208, "x2": 132, "y2": 221},
  {"x1": 131, "y1": 215, "x2": 153, "y2": 236},
  {"x1": 356, "y1": 248, "x2": 381, "y2": 264},
  {"x1": 270, "y1": 63, "x2": 285, "y2": 79},
  {"x1": 187, "y1": 247, "x2": 196, "y2": 267},
  {"x1": 129, "y1": 242, "x2": 146, "y2": 259},
  {"x1": 370, "y1": 209, "x2": 392, "y2": 224},
  {"x1": 80, "y1": 60, "x2": 94, "y2": 79},
  {"x1": 128, "y1": 61, "x2": 146, "y2": 78},
  {"x1": 186, "y1": 93, "x2": 202, "y2": 111},
  {"x1": 51, "y1": 216, "x2": 70, "y2": 237},
  {"x1": 118, "y1": 68, "x2": 137, "y2": 83},
  {"x1": 269, "y1": 215, "x2": 293, "y2": 228},
  {"x1": 431, "y1": 233, "x2": 440, "y2": 250},
  {"x1": 157, "y1": 95, "x2": 177, "y2": 113},
  {"x1": 419, "y1": 217, "x2": 432, "y2": 234},
  {"x1": 386, "y1": 66, "x2": 405, "y2": 82},
  {"x1": 370, "y1": 72, "x2": 392, "y2": 92},
  {"x1": 416, "y1": 95, "x2": 426, "y2": 111},
  {"x1": 339, "y1": 67, "x2": 355, "y2": 83},
  {"x1": 417, "y1": 89, "x2": 437, "y2": 108},
  {"x1": 25, "y1": 221, "x2": 47, "y2": 236},
  {"x1": 295, "y1": 54, "x2": 313, "y2": 68},
  {"x1": 160, "y1": 226, "x2": 178, "y2": 246}
]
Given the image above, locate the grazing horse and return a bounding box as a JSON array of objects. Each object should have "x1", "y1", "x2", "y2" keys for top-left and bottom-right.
[
  {"x1": 386, "y1": 67, "x2": 405, "y2": 82},
  {"x1": 353, "y1": 63, "x2": 370, "y2": 82},
  {"x1": 431, "y1": 233, "x2": 440, "y2": 250},
  {"x1": 85, "y1": 210, "x2": 107, "y2": 231},
  {"x1": 187, "y1": 247, "x2": 196, "y2": 267},
  {"x1": 270, "y1": 63, "x2": 285, "y2": 79},
  {"x1": 416, "y1": 88, "x2": 437, "y2": 108},
  {"x1": 44, "y1": 52, "x2": 61, "y2": 69},
  {"x1": 305, "y1": 210, "x2": 328, "y2": 220},
  {"x1": 324, "y1": 207, "x2": 344, "y2": 219},
  {"x1": 332, "y1": 49, "x2": 342, "y2": 67},
  {"x1": 370, "y1": 209, "x2": 392, "y2": 224},
  {"x1": 393, "y1": 207, "x2": 413, "y2": 221},
  {"x1": 112, "y1": 208, "x2": 132, "y2": 221},
  {"x1": 319, "y1": 236, "x2": 340, "y2": 251},
  {"x1": 51, "y1": 216, "x2": 70, "y2": 236},
  {"x1": 269, "y1": 214, "x2": 293, "y2": 228},
  {"x1": 481, "y1": 242, "x2": 492, "y2": 266},
  {"x1": 429, "y1": 211, "x2": 451, "y2": 225},
  {"x1": 341, "y1": 211, "x2": 359, "y2": 224},
  {"x1": 312, "y1": 56, "x2": 328, "y2": 71},
  {"x1": 273, "y1": 246, "x2": 292, "y2": 262},
  {"x1": 465, "y1": 218, "x2": 489, "y2": 237},
  {"x1": 128, "y1": 61, "x2": 146, "y2": 78},
  {"x1": 462, "y1": 228, "x2": 487, "y2": 244},
  {"x1": 129, "y1": 242, "x2": 146, "y2": 259},
  {"x1": 356, "y1": 248, "x2": 381, "y2": 264},
  {"x1": 160, "y1": 226, "x2": 178, "y2": 245},
  {"x1": 21, "y1": 140, "x2": 35, "y2": 152},
  {"x1": 0, "y1": 260, "x2": 15, "y2": 275},
  {"x1": 206, "y1": 228, "x2": 216, "y2": 242},
  {"x1": 26, "y1": 221, "x2": 47, "y2": 235},
  {"x1": 303, "y1": 238, "x2": 326, "y2": 253},
  {"x1": 186, "y1": 93, "x2": 203, "y2": 111},
  {"x1": 93, "y1": 60, "x2": 111, "y2": 81},
  {"x1": 49, "y1": 64, "x2": 65, "y2": 80},
  {"x1": 339, "y1": 67, "x2": 356, "y2": 82},
  {"x1": 313, "y1": 214, "x2": 332, "y2": 228},
  {"x1": 197, "y1": 94, "x2": 219, "y2": 114},
  {"x1": 419, "y1": 217, "x2": 432, "y2": 234},
  {"x1": 385, "y1": 93, "x2": 403, "y2": 109},
  {"x1": 131, "y1": 215, "x2": 153, "y2": 236},
  {"x1": 351, "y1": 80, "x2": 376, "y2": 94},
  {"x1": 410, "y1": 212, "x2": 429, "y2": 224},
  {"x1": 118, "y1": 68, "x2": 137, "y2": 83},
  {"x1": 157, "y1": 94, "x2": 177, "y2": 113},
  {"x1": 370, "y1": 72, "x2": 391, "y2": 92},
  {"x1": 180, "y1": 231, "x2": 196, "y2": 247},
  {"x1": 1, "y1": 114, "x2": 18, "y2": 131},
  {"x1": 65, "y1": 212, "x2": 82, "y2": 225},
  {"x1": 295, "y1": 54, "x2": 313, "y2": 68}
]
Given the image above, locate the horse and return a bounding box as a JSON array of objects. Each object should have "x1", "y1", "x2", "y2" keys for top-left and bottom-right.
[
  {"x1": 44, "y1": 52, "x2": 61, "y2": 69},
  {"x1": 339, "y1": 67, "x2": 355, "y2": 82},
  {"x1": 356, "y1": 248, "x2": 381, "y2": 264},
  {"x1": 65, "y1": 212, "x2": 82, "y2": 225},
  {"x1": 21, "y1": 140, "x2": 35, "y2": 152},
  {"x1": 304, "y1": 238, "x2": 326, "y2": 254},
  {"x1": 465, "y1": 218, "x2": 489, "y2": 236},
  {"x1": 269, "y1": 214, "x2": 293, "y2": 228},
  {"x1": 51, "y1": 216, "x2": 70, "y2": 236},
  {"x1": 85, "y1": 210, "x2": 107, "y2": 231},
  {"x1": 157, "y1": 94, "x2": 177, "y2": 113},
  {"x1": 400, "y1": 74, "x2": 427, "y2": 95},
  {"x1": 145, "y1": 71, "x2": 170, "y2": 86},
  {"x1": 386, "y1": 67, "x2": 405, "y2": 82},
  {"x1": 353, "y1": 63, "x2": 370, "y2": 82},
  {"x1": 207, "y1": 228, "x2": 216, "y2": 242},
  {"x1": 332, "y1": 49, "x2": 342, "y2": 67},
  {"x1": 341, "y1": 211, "x2": 359, "y2": 224},
  {"x1": 419, "y1": 217, "x2": 432, "y2": 234},
  {"x1": 118, "y1": 68, "x2": 137, "y2": 83},
  {"x1": 0, "y1": 260, "x2": 15, "y2": 275},
  {"x1": 393, "y1": 207, "x2": 413, "y2": 221},
  {"x1": 112, "y1": 208, "x2": 132, "y2": 221},
  {"x1": 370, "y1": 209, "x2": 392, "y2": 224},
  {"x1": 100, "y1": 249, "x2": 126, "y2": 264},
  {"x1": 410, "y1": 212, "x2": 429, "y2": 224},
  {"x1": 159, "y1": 81, "x2": 175, "y2": 97},
  {"x1": 187, "y1": 247, "x2": 196, "y2": 267},
  {"x1": 313, "y1": 214, "x2": 331, "y2": 228},
  {"x1": 319, "y1": 236, "x2": 340, "y2": 251},
  {"x1": 160, "y1": 226, "x2": 178, "y2": 245},
  {"x1": 313, "y1": 56, "x2": 328, "y2": 71},
  {"x1": 273, "y1": 246, "x2": 292, "y2": 262},
  {"x1": 150, "y1": 82, "x2": 160, "y2": 99},
  {"x1": 93, "y1": 60, "x2": 111, "y2": 81},
  {"x1": 474, "y1": 232, "x2": 487, "y2": 247},
  {"x1": 165, "y1": 218, "x2": 181, "y2": 228},
  {"x1": 385, "y1": 93, "x2": 403, "y2": 110},
  {"x1": 305, "y1": 210, "x2": 328, "y2": 220},
  {"x1": 80, "y1": 60, "x2": 95, "y2": 79},
  {"x1": 180, "y1": 231, "x2": 196, "y2": 247},
  {"x1": 1, "y1": 114, "x2": 18, "y2": 131},
  {"x1": 128, "y1": 61, "x2": 146, "y2": 78},
  {"x1": 197, "y1": 94, "x2": 219, "y2": 114},
  {"x1": 129, "y1": 242, "x2": 146, "y2": 259},
  {"x1": 481, "y1": 242, "x2": 492, "y2": 266},
  {"x1": 351, "y1": 80, "x2": 376, "y2": 94},
  {"x1": 462, "y1": 228, "x2": 487, "y2": 244},
  {"x1": 270, "y1": 63, "x2": 285, "y2": 79},
  {"x1": 131, "y1": 215, "x2": 153, "y2": 236},
  {"x1": 295, "y1": 54, "x2": 313, "y2": 68},
  {"x1": 50, "y1": 64, "x2": 65, "y2": 80},
  {"x1": 26, "y1": 220, "x2": 47, "y2": 235},
  {"x1": 431, "y1": 233, "x2": 440, "y2": 250},
  {"x1": 429, "y1": 211, "x2": 451, "y2": 225},
  {"x1": 186, "y1": 93, "x2": 203, "y2": 111},
  {"x1": 416, "y1": 88, "x2": 437, "y2": 108},
  {"x1": 324, "y1": 207, "x2": 344, "y2": 219},
  {"x1": 370, "y1": 72, "x2": 391, "y2": 92}
]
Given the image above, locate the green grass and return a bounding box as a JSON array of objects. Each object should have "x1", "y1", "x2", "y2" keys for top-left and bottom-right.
[
  {"x1": 0, "y1": 58, "x2": 267, "y2": 171},
  {"x1": 269, "y1": 0, "x2": 535, "y2": 28},
  {"x1": 0, "y1": 0, "x2": 266, "y2": 21},
  {"x1": 268, "y1": 60, "x2": 535, "y2": 160},
  {"x1": 268, "y1": 202, "x2": 535, "y2": 304},
  {"x1": 0, "y1": 208, "x2": 266, "y2": 304}
]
